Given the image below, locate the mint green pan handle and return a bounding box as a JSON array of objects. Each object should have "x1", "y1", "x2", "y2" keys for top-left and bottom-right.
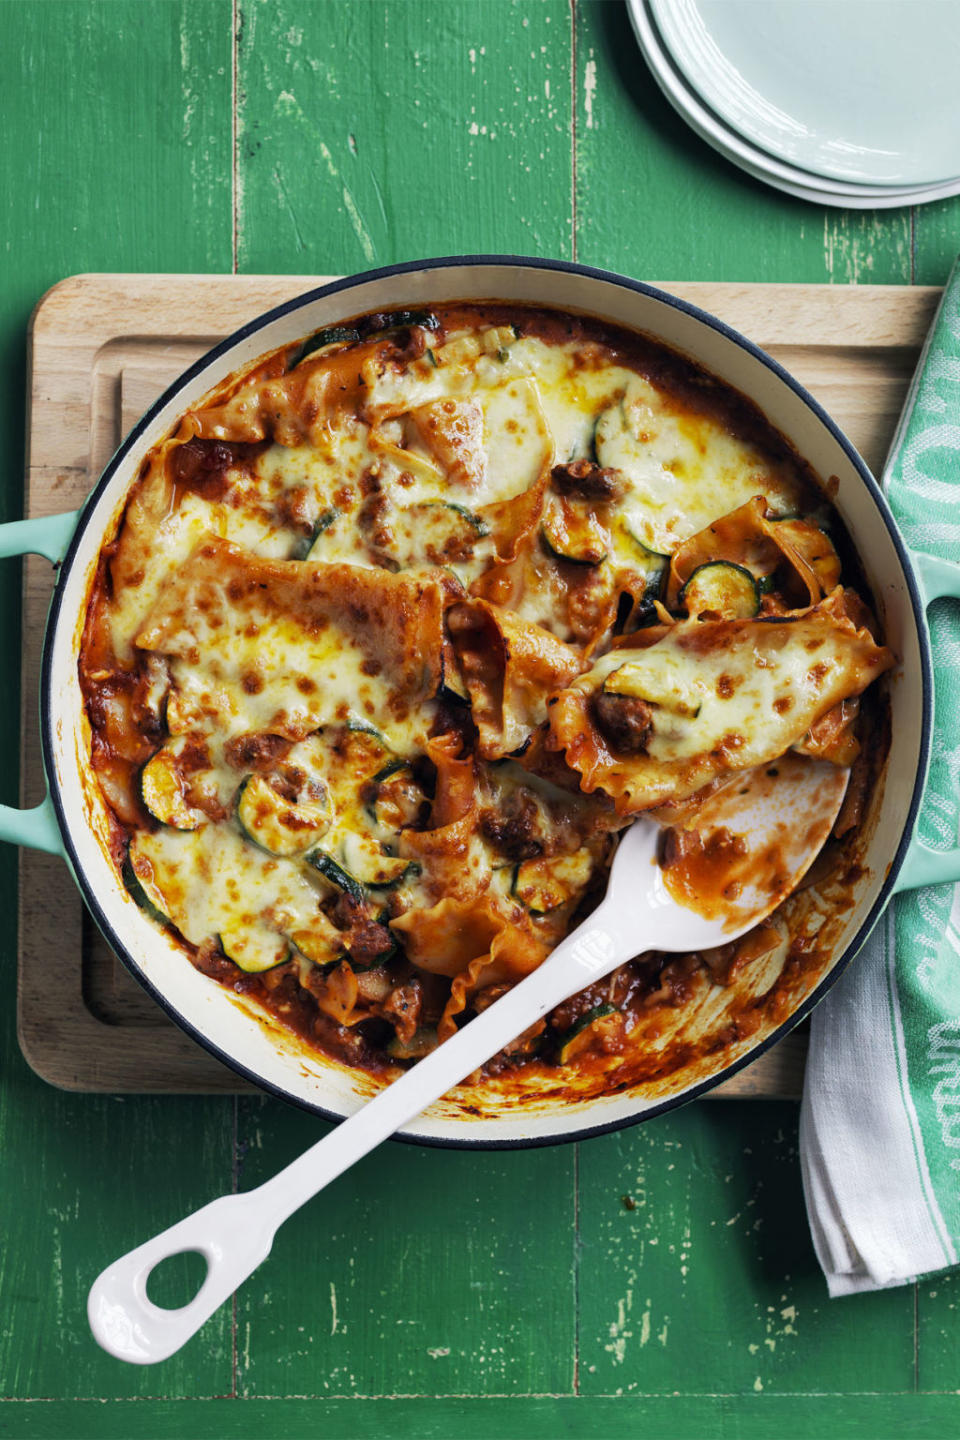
[
  {"x1": 893, "y1": 549, "x2": 960, "y2": 895},
  {"x1": 0, "y1": 508, "x2": 82, "y2": 856}
]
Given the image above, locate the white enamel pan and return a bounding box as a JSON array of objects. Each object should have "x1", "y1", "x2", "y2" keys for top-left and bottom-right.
[{"x1": 4, "y1": 256, "x2": 959, "y2": 1146}]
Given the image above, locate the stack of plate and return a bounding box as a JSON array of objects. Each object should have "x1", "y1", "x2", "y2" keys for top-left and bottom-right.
[{"x1": 627, "y1": 0, "x2": 960, "y2": 209}]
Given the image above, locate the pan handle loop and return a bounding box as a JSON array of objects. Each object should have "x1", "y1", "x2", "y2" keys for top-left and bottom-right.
[
  {"x1": 894, "y1": 549, "x2": 960, "y2": 894},
  {"x1": 912, "y1": 550, "x2": 960, "y2": 608},
  {"x1": 0, "y1": 509, "x2": 80, "y2": 563},
  {"x1": 0, "y1": 508, "x2": 81, "y2": 856}
]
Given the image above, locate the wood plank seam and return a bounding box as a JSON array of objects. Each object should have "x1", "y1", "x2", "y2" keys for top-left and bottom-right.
[{"x1": 3, "y1": 1387, "x2": 956, "y2": 1401}]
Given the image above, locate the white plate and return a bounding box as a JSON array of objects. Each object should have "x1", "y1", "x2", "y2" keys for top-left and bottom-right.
[
  {"x1": 628, "y1": 0, "x2": 960, "y2": 209},
  {"x1": 649, "y1": 0, "x2": 960, "y2": 187}
]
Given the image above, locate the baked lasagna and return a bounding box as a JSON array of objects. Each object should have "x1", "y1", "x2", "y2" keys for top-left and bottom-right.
[{"x1": 80, "y1": 304, "x2": 892, "y2": 1083}]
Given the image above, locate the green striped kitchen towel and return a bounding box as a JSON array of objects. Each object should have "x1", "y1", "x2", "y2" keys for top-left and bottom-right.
[{"x1": 800, "y1": 258, "x2": 960, "y2": 1295}]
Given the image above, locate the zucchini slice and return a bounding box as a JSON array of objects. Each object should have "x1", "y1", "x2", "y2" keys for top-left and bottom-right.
[
  {"x1": 345, "y1": 717, "x2": 389, "y2": 744},
  {"x1": 512, "y1": 850, "x2": 595, "y2": 915},
  {"x1": 482, "y1": 323, "x2": 517, "y2": 360},
  {"x1": 288, "y1": 924, "x2": 345, "y2": 969},
  {"x1": 679, "y1": 561, "x2": 760, "y2": 619},
  {"x1": 290, "y1": 326, "x2": 361, "y2": 369},
  {"x1": 370, "y1": 761, "x2": 428, "y2": 832},
  {"x1": 603, "y1": 659, "x2": 702, "y2": 717},
  {"x1": 541, "y1": 505, "x2": 609, "y2": 565},
  {"x1": 341, "y1": 718, "x2": 397, "y2": 771},
  {"x1": 387, "y1": 1027, "x2": 439, "y2": 1062},
  {"x1": 235, "y1": 771, "x2": 332, "y2": 857},
  {"x1": 292, "y1": 506, "x2": 340, "y2": 560},
  {"x1": 219, "y1": 924, "x2": 291, "y2": 974},
  {"x1": 361, "y1": 309, "x2": 440, "y2": 336},
  {"x1": 307, "y1": 831, "x2": 417, "y2": 900},
  {"x1": 421, "y1": 499, "x2": 488, "y2": 540},
  {"x1": 642, "y1": 563, "x2": 667, "y2": 606},
  {"x1": 122, "y1": 842, "x2": 173, "y2": 929},
  {"x1": 439, "y1": 677, "x2": 471, "y2": 707},
  {"x1": 618, "y1": 554, "x2": 669, "y2": 632},
  {"x1": 594, "y1": 397, "x2": 649, "y2": 480},
  {"x1": 305, "y1": 849, "x2": 366, "y2": 904},
  {"x1": 615, "y1": 518, "x2": 670, "y2": 608},
  {"x1": 340, "y1": 833, "x2": 418, "y2": 889},
  {"x1": 304, "y1": 506, "x2": 347, "y2": 560},
  {"x1": 377, "y1": 501, "x2": 488, "y2": 568},
  {"x1": 556, "y1": 1004, "x2": 622, "y2": 1064},
  {"x1": 616, "y1": 517, "x2": 670, "y2": 569},
  {"x1": 371, "y1": 757, "x2": 411, "y2": 785},
  {"x1": 140, "y1": 742, "x2": 205, "y2": 831}
]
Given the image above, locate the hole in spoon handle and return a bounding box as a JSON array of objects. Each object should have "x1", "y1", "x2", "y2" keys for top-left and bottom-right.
[{"x1": 87, "y1": 1191, "x2": 276, "y2": 1365}]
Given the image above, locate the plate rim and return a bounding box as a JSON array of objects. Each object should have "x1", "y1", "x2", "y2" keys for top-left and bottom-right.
[
  {"x1": 626, "y1": 0, "x2": 960, "y2": 209},
  {"x1": 646, "y1": 0, "x2": 960, "y2": 188}
]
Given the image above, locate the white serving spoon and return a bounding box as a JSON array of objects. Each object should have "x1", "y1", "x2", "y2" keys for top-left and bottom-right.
[{"x1": 88, "y1": 754, "x2": 847, "y2": 1364}]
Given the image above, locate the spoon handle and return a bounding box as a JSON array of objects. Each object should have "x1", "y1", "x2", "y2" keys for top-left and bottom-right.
[{"x1": 88, "y1": 902, "x2": 630, "y2": 1365}]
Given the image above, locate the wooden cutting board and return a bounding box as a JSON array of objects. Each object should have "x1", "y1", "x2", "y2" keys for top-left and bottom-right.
[{"x1": 16, "y1": 273, "x2": 942, "y2": 1098}]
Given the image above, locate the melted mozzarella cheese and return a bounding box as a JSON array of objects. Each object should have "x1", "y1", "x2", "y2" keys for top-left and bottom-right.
[
  {"x1": 105, "y1": 491, "x2": 294, "y2": 662},
  {"x1": 132, "y1": 824, "x2": 331, "y2": 945},
  {"x1": 596, "y1": 376, "x2": 803, "y2": 555},
  {"x1": 569, "y1": 605, "x2": 889, "y2": 809},
  {"x1": 475, "y1": 378, "x2": 555, "y2": 503}
]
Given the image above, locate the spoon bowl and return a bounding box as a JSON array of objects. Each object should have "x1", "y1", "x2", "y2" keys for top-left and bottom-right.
[{"x1": 653, "y1": 753, "x2": 851, "y2": 938}]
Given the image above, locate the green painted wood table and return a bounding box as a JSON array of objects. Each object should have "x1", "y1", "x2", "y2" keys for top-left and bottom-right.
[{"x1": 1, "y1": 4, "x2": 958, "y2": 1437}]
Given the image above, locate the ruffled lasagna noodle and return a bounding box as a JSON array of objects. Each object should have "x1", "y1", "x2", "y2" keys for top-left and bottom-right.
[
  {"x1": 79, "y1": 302, "x2": 892, "y2": 1081},
  {"x1": 545, "y1": 590, "x2": 891, "y2": 813},
  {"x1": 447, "y1": 599, "x2": 582, "y2": 758}
]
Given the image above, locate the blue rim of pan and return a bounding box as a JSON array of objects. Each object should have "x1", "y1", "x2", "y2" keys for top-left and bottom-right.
[{"x1": 39, "y1": 254, "x2": 933, "y2": 1148}]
